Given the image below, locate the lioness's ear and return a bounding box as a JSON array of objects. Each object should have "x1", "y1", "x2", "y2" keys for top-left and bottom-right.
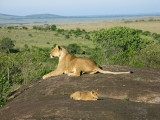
[
  {"x1": 56, "y1": 45, "x2": 62, "y2": 50},
  {"x1": 58, "y1": 45, "x2": 62, "y2": 50},
  {"x1": 56, "y1": 45, "x2": 58, "y2": 48}
]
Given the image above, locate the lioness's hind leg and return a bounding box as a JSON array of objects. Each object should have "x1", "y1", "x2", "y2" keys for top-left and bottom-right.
[
  {"x1": 68, "y1": 72, "x2": 81, "y2": 76},
  {"x1": 67, "y1": 69, "x2": 81, "y2": 76},
  {"x1": 64, "y1": 67, "x2": 76, "y2": 74}
]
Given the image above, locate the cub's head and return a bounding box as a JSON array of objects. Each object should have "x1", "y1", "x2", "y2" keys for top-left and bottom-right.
[
  {"x1": 91, "y1": 90, "x2": 98, "y2": 99},
  {"x1": 50, "y1": 45, "x2": 62, "y2": 58}
]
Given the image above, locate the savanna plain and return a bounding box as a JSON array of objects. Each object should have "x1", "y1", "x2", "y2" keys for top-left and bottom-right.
[{"x1": 0, "y1": 17, "x2": 160, "y2": 120}]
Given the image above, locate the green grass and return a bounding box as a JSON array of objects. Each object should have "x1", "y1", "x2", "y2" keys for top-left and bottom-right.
[
  {"x1": 0, "y1": 28, "x2": 94, "y2": 49},
  {"x1": 123, "y1": 97, "x2": 129, "y2": 101},
  {"x1": 134, "y1": 77, "x2": 143, "y2": 81}
]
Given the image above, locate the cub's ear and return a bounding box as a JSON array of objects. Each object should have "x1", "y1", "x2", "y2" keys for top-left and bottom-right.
[{"x1": 91, "y1": 90, "x2": 95, "y2": 94}]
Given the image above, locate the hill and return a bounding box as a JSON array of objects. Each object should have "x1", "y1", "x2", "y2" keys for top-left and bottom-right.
[
  {"x1": 0, "y1": 13, "x2": 22, "y2": 20},
  {"x1": 24, "y1": 14, "x2": 65, "y2": 19},
  {"x1": 0, "y1": 65, "x2": 160, "y2": 120},
  {"x1": 0, "y1": 13, "x2": 160, "y2": 25},
  {"x1": 0, "y1": 13, "x2": 65, "y2": 20}
]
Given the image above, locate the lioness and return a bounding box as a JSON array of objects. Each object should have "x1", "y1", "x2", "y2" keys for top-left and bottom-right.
[
  {"x1": 43, "y1": 45, "x2": 132, "y2": 79},
  {"x1": 70, "y1": 90, "x2": 98, "y2": 100}
]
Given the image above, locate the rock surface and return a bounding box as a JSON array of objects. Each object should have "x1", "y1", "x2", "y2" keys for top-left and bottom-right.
[{"x1": 0, "y1": 65, "x2": 160, "y2": 120}]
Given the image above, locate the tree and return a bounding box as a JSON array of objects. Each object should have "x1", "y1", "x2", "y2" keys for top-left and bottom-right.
[
  {"x1": 0, "y1": 37, "x2": 15, "y2": 53},
  {"x1": 51, "y1": 24, "x2": 57, "y2": 31}
]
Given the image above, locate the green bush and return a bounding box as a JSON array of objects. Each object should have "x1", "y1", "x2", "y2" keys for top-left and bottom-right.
[
  {"x1": 65, "y1": 34, "x2": 70, "y2": 39},
  {"x1": 51, "y1": 24, "x2": 57, "y2": 31},
  {"x1": 0, "y1": 46, "x2": 58, "y2": 107},
  {"x1": 85, "y1": 34, "x2": 91, "y2": 40},
  {"x1": 67, "y1": 28, "x2": 86, "y2": 37},
  {"x1": 0, "y1": 37, "x2": 15, "y2": 53},
  {"x1": 135, "y1": 29, "x2": 143, "y2": 34},
  {"x1": 91, "y1": 27, "x2": 153, "y2": 65},
  {"x1": 33, "y1": 26, "x2": 37, "y2": 30},
  {"x1": 131, "y1": 43, "x2": 160, "y2": 68},
  {"x1": 22, "y1": 26, "x2": 28, "y2": 30},
  {"x1": 7, "y1": 26, "x2": 15, "y2": 29},
  {"x1": 142, "y1": 31, "x2": 151, "y2": 36},
  {"x1": 57, "y1": 29, "x2": 64, "y2": 33},
  {"x1": 32, "y1": 26, "x2": 43, "y2": 30},
  {"x1": 152, "y1": 33, "x2": 160, "y2": 40},
  {"x1": 66, "y1": 43, "x2": 82, "y2": 55}
]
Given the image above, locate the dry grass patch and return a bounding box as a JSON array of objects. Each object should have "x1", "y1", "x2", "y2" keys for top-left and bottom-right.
[{"x1": 58, "y1": 17, "x2": 160, "y2": 33}]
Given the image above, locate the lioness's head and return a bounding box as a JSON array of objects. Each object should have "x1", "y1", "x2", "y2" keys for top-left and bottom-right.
[
  {"x1": 91, "y1": 90, "x2": 98, "y2": 99},
  {"x1": 50, "y1": 45, "x2": 62, "y2": 58}
]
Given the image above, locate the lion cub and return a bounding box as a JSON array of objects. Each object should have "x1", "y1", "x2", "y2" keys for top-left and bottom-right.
[{"x1": 70, "y1": 90, "x2": 98, "y2": 101}]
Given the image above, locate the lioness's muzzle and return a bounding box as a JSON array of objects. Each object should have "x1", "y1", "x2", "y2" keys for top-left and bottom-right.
[{"x1": 50, "y1": 54, "x2": 54, "y2": 58}]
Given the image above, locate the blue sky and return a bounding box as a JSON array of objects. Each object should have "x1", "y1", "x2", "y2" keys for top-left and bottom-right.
[{"x1": 0, "y1": 0, "x2": 160, "y2": 16}]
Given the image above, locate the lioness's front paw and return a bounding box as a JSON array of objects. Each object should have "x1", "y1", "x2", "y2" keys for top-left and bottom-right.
[{"x1": 43, "y1": 76, "x2": 47, "y2": 79}]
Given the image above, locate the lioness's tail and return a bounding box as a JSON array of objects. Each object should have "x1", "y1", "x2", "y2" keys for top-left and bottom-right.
[{"x1": 98, "y1": 69, "x2": 133, "y2": 75}]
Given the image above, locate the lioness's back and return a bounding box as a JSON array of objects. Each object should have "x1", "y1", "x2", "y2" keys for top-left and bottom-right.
[{"x1": 72, "y1": 57, "x2": 99, "y2": 72}]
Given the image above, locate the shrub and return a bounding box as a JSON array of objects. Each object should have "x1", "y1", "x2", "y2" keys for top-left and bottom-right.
[
  {"x1": 66, "y1": 43, "x2": 82, "y2": 55},
  {"x1": 0, "y1": 37, "x2": 15, "y2": 53},
  {"x1": 51, "y1": 24, "x2": 57, "y2": 31},
  {"x1": 7, "y1": 26, "x2": 15, "y2": 29},
  {"x1": 65, "y1": 34, "x2": 70, "y2": 39},
  {"x1": 0, "y1": 46, "x2": 58, "y2": 107},
  {"x1": 22, "y1": 26, "x2": 28, "y2": 30},
  {"x1": 68, "y1": 28, "x2": 84, "y2": 37},
  {"x1": 57, "y1": 29, "x2": 64, "y2": 33},
  {"x1": 33, "y1": 26, "x2": 37, "y2": 30},
  {"x1": 91, "y1": 27, "x2": 153, "y2": 65},
  {"x1": 82, "y1": 29, "x2": 86, "y2": 33},
  {"x1": 85, "y1": 34, "x2": 91, "y2": 40},
  {"x1": 131, "y1": 43, "x2": 160, "y2": 68},
  {"x1": 142, "y1": 31, "x2": 151, "y2": 36},
  {"x1": 135, "y1": 29, "x2": 143, "y2": 34},
  {"x1": 75, "y1": 28, "x2": 82, "y2": 36},
  {"x1": 33, "y1": 26, "x2": 43, "y2": 30},
  {"x1": 152, "y1": 33, "x2": 160, "y2": 40}
]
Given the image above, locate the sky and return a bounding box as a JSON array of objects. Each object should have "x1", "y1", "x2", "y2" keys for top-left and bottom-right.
[{"x1": 0, "y1": 0, "x2": 160, "y2": 16}]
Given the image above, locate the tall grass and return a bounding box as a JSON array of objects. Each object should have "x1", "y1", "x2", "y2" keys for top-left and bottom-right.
[{"x1": 0, "y1": 46, "x2": 58, "y2": 107}]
